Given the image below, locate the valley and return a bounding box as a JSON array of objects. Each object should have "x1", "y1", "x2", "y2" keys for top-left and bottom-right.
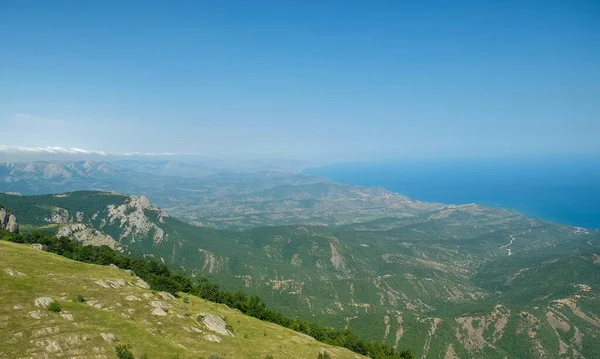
[
  {"x1": 1, "y1": 160, "x2": 600, "y2": 358},
  {"x1": 0, "y1": 161, "x2": 441, "y2": 230}
]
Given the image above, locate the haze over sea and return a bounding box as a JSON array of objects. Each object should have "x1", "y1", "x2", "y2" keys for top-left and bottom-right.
[{"x1": 306, "y1": 156, "x2": 600, "y2": 229}]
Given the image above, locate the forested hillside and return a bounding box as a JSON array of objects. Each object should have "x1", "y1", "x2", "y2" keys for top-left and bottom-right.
[{"x1": 2, "y1": 191, "x2": 599, "y2": 358}]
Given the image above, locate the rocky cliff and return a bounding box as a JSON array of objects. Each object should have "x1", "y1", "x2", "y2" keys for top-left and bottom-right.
[
  {"x1": 0, "y1": 207, "x2": 18, "y2": 233},
  {"x1": 0, "y1": 191, "x2": 169, "y2": 249}
]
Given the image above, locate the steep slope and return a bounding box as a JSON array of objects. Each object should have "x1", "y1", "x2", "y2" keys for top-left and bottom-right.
[
  {"x1": 0, "y1": 191, "x2": 167, "y2": 250},
  {"x1": 2, "y1": 191, "x2": 599, "y2": 358},
  {"x1": 0, "y1": 240, "x2": 365, "y2": 359}
]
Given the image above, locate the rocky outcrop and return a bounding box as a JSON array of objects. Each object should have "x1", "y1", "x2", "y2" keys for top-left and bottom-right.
[
  {"x1": 105, "y1": 195, "x2": 168, "y2": 244},
  {"x1": 57, "y1": 223, "x2": 120, "y2": 249},
  {"x1": 38, "y1": 195, "x2": 169, "y2": 246},
  {"x1": 0, "y1": 208, "x2": 19, "y2": 233},
  {"x1": 197, "y1": 313, "x2": 234, "y2": 336},
  {"x1": 329, "y1": 241, "x2": 345, "y2": 271},
  {"x1": 47, "y1": 208, "x2": 70, "y2": 224},
  {"x1": 31, "y1": 243, "x2": 47, "y2": 251},
  {"x1": 34, "y1": 297, "x2": 54, "y2": 308}
]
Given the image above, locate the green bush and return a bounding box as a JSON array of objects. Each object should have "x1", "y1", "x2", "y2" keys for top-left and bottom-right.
[
  {"x1": 208, "y1": 354, "x2": 222, "y2": 359},
  {"x1": 115, "y1": 344, "x2": 135, "y2": 359},
  {"x1": 47, "y1": 300, "x2": 62, "y2": 313},
  {"x1": 76, "y1": 294, "x2": 85, "y2": 303},
  {"x1": 1, "y1": 231, "x2": 415, "y2": 359},
  {"x1": 318, "y1": 351, "x2": 332, "y2": 359}
]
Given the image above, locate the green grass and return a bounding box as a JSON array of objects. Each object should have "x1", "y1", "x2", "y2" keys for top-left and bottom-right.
[
  {"x1": 3, "y1": 190, "x2": 600, "y2": 359},
  {"x1": 0, "y1": 240, "x2": 366, "y2": 359}
]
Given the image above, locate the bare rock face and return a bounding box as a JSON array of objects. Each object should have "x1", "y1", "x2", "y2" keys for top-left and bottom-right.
[
  {"x1": 105, "y1": 195, "x2": 169, "y2": 244},
  {"x1": 7, "y1": 214, "x2": 18, "y2": 233},
  {"x1": 48, "y1": 208, "x2": 70, "y2": 224},
  {"x1": 57, "y1": 223, "x2": 119, "y2": 249},
  {"x1": 197, "y1": 313, "x2": 234, "y2": 336},
  {"x1": 0, "y1": 208, "x2": 19, "y2": 233}
]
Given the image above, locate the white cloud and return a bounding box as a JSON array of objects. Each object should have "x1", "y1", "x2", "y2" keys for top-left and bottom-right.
[
  {"x1": 0, "y1": 145, "x2": 201, "y2": 157},
  {"x1": 0, "y1": 145, "x2": 107, "y2": 156}
]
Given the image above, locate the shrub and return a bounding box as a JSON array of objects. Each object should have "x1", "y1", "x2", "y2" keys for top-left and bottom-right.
[
  {"x1": 1, "y1": 231, "x2": 414, "y2": 359},
  {"x1": 183, "y1": 296, "x2": 189, "y2": 303},
  {"x1": 47, "y1": 300, "x2": 62, "y2": 313},
  {"x1": 265, "y1": 356, "x2": 274, "y2": 359},
  {"x1": 318, "y1": 351, "x2": 332, "y2": 359},
  {"x1": 76, "y1": 294, "x2": 85, "y2": 303},
  {"x1": 140, "y1": 354, "x2": 149, "y2": 359},
  {"x1": 115, "y1": 344, "x2": 135, "y2": 359},
  {"x1": 208, "y1": 354, "x2": 222, "y2": 359}
]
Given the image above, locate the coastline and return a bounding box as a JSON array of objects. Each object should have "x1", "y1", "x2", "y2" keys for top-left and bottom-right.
[{"x1": 304, "y1": 159, "x2": 600, "y2": 229}]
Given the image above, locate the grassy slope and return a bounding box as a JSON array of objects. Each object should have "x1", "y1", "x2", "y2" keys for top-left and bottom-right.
[
  {"x1": 0, "y1": 240, "x2": 365, "y2": 359},
  {"x1": 3, "y1": 191, "x2": 600, "y2": 358}
]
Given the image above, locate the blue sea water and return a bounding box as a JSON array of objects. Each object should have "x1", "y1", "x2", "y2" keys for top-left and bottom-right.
[{"x1": 305, "y1": 156, "x2": 600, "y2": 229}]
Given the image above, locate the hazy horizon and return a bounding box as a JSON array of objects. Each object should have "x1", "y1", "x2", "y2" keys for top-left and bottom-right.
[{"x1": 1, "y1": 144, "x2": 599, "y2": 165}]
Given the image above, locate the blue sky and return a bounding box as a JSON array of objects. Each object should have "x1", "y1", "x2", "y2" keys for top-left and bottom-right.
[{"x1": 1, "y1": 0, "x2": 599, "y2": 160}]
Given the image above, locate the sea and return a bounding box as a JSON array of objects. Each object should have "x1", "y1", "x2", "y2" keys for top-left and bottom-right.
[{"x1": 304, "y1": 156, "x2": 600, "y2": 229}]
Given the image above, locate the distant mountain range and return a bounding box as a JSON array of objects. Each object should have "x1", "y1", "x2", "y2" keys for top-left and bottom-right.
[{"x1": 0, "y1": 160, "x2": 442, "y2": 230}]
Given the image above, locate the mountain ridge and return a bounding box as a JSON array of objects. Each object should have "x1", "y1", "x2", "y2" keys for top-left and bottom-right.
[
  {"x1": 0, "y1": 160, "x2": 443, "y2": 231},
  {"x1": 2, "y1": 190, "x2": 599, "y2": 358}
]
